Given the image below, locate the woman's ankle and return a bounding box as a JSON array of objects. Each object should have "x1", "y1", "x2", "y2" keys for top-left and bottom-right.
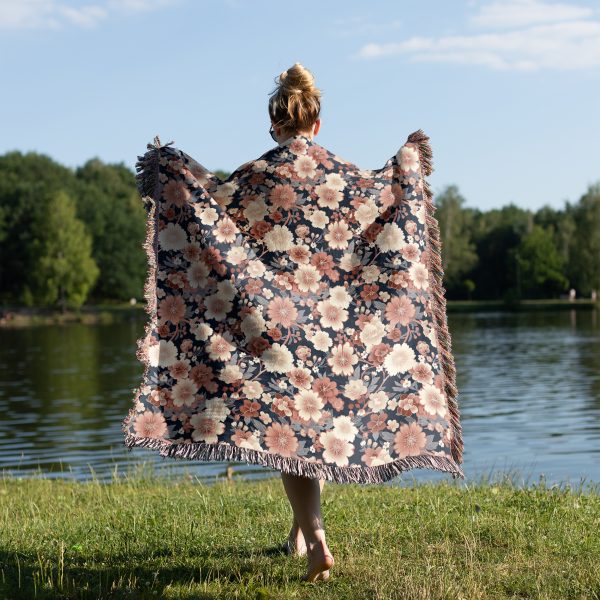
[{"x1": 305, "y1": 530, "x2": 328, "y2": 551}]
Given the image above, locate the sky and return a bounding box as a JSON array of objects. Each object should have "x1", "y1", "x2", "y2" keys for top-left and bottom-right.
[{"x1": 1, "y1": 0, "x2": 599, "y2": 212}]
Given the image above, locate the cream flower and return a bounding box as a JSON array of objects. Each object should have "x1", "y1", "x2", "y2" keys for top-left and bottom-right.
[
  {"x1": 226, "y1": 246, "x2": 248, "y2": 265},
  {"x1": 206, "y1": 334, "x2": 235, "y2": 361},
  {"x1": 240, "y1": 309, "x2": 267, "y2": 339},
  {"x1": 316, "y1": 299, "x2": 348, "y2": 331},
  {"x1": 325, "y1": 172, "x2": 346, "y2": 191},
  {"x1": 409, "y1": 262, "x2": 430, "y2": 290},
  {"x1": 264, "y1": 224, "x2": 294, "y2": 252},
  {"x1": 159, "y1": 222, "x2": 187, "y2": 251},
  {"x1": 332, "y1": 415, "x2": 358, "y2": 441},
  {"x1": 294, "y1": 264, "x2": 321, "y2": 293},
  {"x1": 383, "y1": 343, "x2": 417, "y2": 375},
  {"x1": 397, "y1": 145, "x2": 420, "y2": 172},
  {"x1": 244, "y1": 198, "x2": 268, "y2": 224},
  {"x1": 148, "y1": 339, "x2": 178, "y2": 367},
  {"x1": 328, "y1": 285, "x2": 352, "y2": 308},
  {"x1": 360, "y1": 318, "x2": 386, "y2": 350},
  {"x1": 375, "y1": 222, "x2": 405, "y2": 252},
  {"x1": 315, "y1": 183, "x2": 343, "y2": 210},
  {"x1": 261, "y1": 343, "x2": 294, "y2": 373},
  {"x1": 172, "y1": 378, "x2": 198, "y2": 407},
  {"x1": 204, "y1": 293, "x2": 233, "y2": 321},
  {"x1": 294, "y1": 389, "x2": 324, "y2": 421},
  {"x1": 307, "y1": 209, "x2": 329, "y2": 229},
  {"x1": 294, "y1": 155, "x2": 317, "y2": 179},
  {"x1": 243, "y1": 380, "x2": 264, "y2": 399},
  {"x1": 343, "y1": 378, "x2": 367, "y2": 400},
  {"x1": 186, "y1": 261, "x2": 210, "y2": 288},
  {"x1": 194, "y1": 204, "x2": 219, "y2": 226},
  {"x1": 310, "y1": 330, "x2": 333, "y2": 352},
  {"x1": 218, "y1": 364, "x2": 243, "y2": 384},
  {"x1": 354, "y1": 199, "x2": 379, "y2": 229},
  {"x1": 325, "y1": 220, "x2": 352, "y2": 250},
  {"x1": 367, "y1": 390, "x2": 388, "y2": 412},
  {"x1": 320, "y1": 430, "x2": 354, "y2": 466},
  {"x1": 419, "y1": 383, "x2": 447, "y2": 418},
  {"x1": 328, "y1": 342, "x2": 358, "y2": 376}
]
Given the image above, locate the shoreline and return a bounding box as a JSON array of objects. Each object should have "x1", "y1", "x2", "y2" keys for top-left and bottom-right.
[{"x1": 0, "y1": 298, "x2": 598, "y2": 328}]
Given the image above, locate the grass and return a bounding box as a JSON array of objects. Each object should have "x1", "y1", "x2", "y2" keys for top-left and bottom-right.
[{"x1": 0, "y1": 467, "x2": 599, "y2": 599}]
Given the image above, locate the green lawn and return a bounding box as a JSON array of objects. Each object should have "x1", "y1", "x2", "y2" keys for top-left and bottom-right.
[{"x1": 1, "y1": 468, "x2": 599, "y2": 599}]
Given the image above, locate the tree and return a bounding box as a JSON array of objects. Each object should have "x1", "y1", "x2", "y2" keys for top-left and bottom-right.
[
  {"x1": 510, "y1": 224, "x2": 568, "y2": 298},
  {"x1": 433, "y1": 185, "x2": 479, "y2": 298},
  {"x1": 469, "y1": 203, "x2": 531, "y2": 300},
  {"x1": 0, "y1": 151, "x2": 80, "y2": 302},
  {"x1": 28, "y1": 190, "x2": 99, "y2": 309},
  {"x1": 569, "y1": 184, "x2": 600, "y2": 296},
  {"x1": 75, "y1": 159, "x2": 147, "y2": 301}
]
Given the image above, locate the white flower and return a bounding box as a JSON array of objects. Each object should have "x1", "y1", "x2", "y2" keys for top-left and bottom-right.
[
  {"x1": 148, "y1": 339, "x2": 178, "y2": 367},
  {"x1": 264, "y1": 224, "x2": 294, "y2": 252},
  {"x1": 159, "y1": 223, "x2": 187, "y2": 251},
  {"x1": 325, "y1": 172, "x2": 346, "y2": 191},
  {"x1": 383, "y1": 343, "x2": 417, "y2": 375},
  {"x1": 261, "y1": 343, "x2": 294, "y2": 373},
  {"x1": 375, "y1": 222, "x2": 405, "y2": 252}
]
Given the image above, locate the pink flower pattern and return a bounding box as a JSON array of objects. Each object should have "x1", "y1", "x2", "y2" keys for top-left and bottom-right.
[{"x1": 122, "y1": 132, "x2": 463, "y2": 478}]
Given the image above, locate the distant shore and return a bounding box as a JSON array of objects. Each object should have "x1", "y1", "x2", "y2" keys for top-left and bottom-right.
[{"x1": 1, "y1": 297, "x2": 598, "y2": 328}]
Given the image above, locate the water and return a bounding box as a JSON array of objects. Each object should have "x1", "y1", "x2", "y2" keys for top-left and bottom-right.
[{"x1": 1, "y1": 308, "x2": 599, "y2": 488}]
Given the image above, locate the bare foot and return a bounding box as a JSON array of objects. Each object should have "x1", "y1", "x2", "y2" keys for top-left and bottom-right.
[
  {"x1": 283, "y1": 524, "x2": 307, "y2": 557},
  {"x1": 301, "y1": 541, "x2": 334, "y2": 583}
]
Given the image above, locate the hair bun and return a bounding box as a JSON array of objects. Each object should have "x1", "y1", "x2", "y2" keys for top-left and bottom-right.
[
  {"x1": 280, "y1": 62, "x2": 318, "y2": 96},
  {"x1": 268, "y1": 62, "x2": 322, "y2": 135}
]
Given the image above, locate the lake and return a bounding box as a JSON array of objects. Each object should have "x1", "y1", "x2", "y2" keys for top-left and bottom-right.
[{"x1": 1, "y1": 308, "x2": 599, "y2": 488}]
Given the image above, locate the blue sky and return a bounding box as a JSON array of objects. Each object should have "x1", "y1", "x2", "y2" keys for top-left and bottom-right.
[{"x1": 1, "y1": 0, "x2": 599, "y2": 212}]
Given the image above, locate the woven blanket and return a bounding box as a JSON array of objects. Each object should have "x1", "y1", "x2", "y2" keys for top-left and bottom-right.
[{"x1": 122, "y1": 129, "x2": 465, "y2": 483}]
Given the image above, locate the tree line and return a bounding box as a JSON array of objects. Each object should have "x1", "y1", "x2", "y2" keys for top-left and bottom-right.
[{"x1": 0, "y1": 150, "x2": 598, "y2": 309}]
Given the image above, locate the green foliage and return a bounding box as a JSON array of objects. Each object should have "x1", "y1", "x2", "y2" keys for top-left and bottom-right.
[
  {"x1": 75, "y1": 158, "x2": 147, "y2": 301},
  {"x1": 433, "y1": 185, "x2": 479, "y2": 294},
  {"x1": 0, "y1": 148, "x2": 598, "y2": 306},
  {"x1": 511, "y1": 224, "x2": 569, "y2": 299},
  {"x1": 27, "y1": 190, "x2": 99, "y2": 309},
  {"x1": 0, "y1": 151, "x2": 83, "y2": 303},
  {"x1": 568, "y1": 184, "x2": 600, "y2": 296},
  {"x1": 214, "y1": 169, "x2": 232, "y2": 181}
]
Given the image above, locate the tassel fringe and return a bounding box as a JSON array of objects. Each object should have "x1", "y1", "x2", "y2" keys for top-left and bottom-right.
[
  {"x1": 123, "y1": 432, "x2": 464, "y2": 484},
  {"x1": 121, "y1": 132, "x2": 466, "y2": 485},
  {"x1": 406, "y1": 129, "x2": 465, "y2": 467},
  {"x1": 121, "y1": 135, "x2": 171, "y2": 444}
]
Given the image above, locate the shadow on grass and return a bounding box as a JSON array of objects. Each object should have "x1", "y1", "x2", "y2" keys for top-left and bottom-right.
[{"x1": 0, "y1": 541, "x2": 294, "y2": 599}]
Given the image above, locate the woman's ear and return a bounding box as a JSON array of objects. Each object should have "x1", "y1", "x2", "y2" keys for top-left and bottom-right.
[{"x1": 313, "y1": 118, "x2": 321, "y2": 135}]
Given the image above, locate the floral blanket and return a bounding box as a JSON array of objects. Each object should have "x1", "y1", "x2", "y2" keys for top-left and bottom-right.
[{"x1": 122, "y1": 129, "x2": 465, "y2": 483}]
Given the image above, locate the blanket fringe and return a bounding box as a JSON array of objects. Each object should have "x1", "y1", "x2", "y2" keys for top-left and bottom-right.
[
  {"x1": 123, "y1": 433, "x2": 464, "y2": 484},
  {"x1": 406, "y1": 129, "x2": 464, "y2": 467},
  {"x1": 134, "y1": 135, "x2": 175, "y2": 202},
  {"x1": 121, "y1": 135, "x2": 171, "y2": 440}
]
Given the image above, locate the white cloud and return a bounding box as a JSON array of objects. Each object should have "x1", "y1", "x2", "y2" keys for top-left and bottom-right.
[
  {"x1": 0, "y1": 0, "x2": 178, "y2": 30},
  {"x1": 355, "y1": 0, "x2": 600, "y2": 71},
  {"x1": 470, "y1": 0, "x2": 594, "y2": 29}
]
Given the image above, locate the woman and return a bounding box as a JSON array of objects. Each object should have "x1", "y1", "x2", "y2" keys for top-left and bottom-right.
[
  {"x1": 124, "y1": 62, "x2": 464, "y2": 585},
  {"x1": 267, "y1": 63, "x2": 334, "y2": 583}
]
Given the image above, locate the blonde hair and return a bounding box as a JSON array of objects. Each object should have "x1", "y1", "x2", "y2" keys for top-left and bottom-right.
[{"x1": 268, "y1": 62, "x2": 321, "y2": 136}]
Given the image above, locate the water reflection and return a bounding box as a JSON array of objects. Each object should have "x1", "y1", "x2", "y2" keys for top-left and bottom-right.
[{"x1": 0, "y1": 308, "x2": 598, "y2": 487}]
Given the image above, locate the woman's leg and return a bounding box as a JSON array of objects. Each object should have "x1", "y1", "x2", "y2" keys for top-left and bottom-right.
[
  {"x1": 280, "y1": 472, "x2": 334, "y2": 581},
  {"x1": 284, "y1": 477, "x2": 325, "y2": 555}
]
